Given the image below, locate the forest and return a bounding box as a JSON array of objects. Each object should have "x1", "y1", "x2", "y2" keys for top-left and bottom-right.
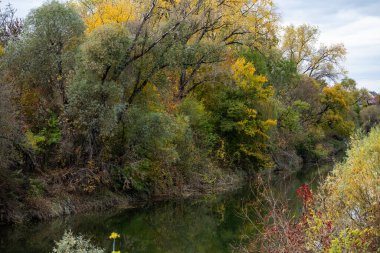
[{"x1": 0, "y1": 0, "x2": 379, "y2": 252}]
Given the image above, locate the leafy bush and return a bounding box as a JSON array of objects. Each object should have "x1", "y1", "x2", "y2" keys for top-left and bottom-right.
[
  {"x1": 25, "y1": 114, "x2": 62, "y2": 153},
  {"x1": 250, "y1": 127, "x2": 380, "y2": 252},
  {"x1": 177, "y1": 97, "x2": 217, "y2": 154},
  {"x1": 360, "y1": 105, "x2": 380, "y2": 132},
  {"x1": 52, "y1": 231, "x2": 104, "y2": 253},
  {"x1": 28, "y1": 178, "x2": 46, "y2": 197},
  {"x1": 305, "y1": 128, "x2": 380, "y2": 251},
  {"x1": 108, "y1": 106, "x2": 189, "y2": 192},
  {"x1": 309, "y1": 128, "x2": 380, "y2": 251}
]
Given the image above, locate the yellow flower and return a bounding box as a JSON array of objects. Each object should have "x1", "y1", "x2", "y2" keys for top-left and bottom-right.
[
  {"x1": 112, "y1": 251, "x2": 121, "y2": 253},
  {"x1": 109, "y1": 232, "x2": 120, "y2": 239}
]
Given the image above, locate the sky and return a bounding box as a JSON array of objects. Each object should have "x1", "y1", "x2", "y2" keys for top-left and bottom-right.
[
  {"x1": 4, "y1": 0, "x2": 380, "y2": 92},
  {"x1": 275, "y1": 0, "x2": 380, "y2": 92}
]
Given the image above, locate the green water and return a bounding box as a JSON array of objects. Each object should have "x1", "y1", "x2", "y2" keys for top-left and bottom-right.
[{"x1": 0, "y1": 172, "x2": 325, "y2": 253}]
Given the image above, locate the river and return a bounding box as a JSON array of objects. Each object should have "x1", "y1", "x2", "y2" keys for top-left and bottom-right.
[{"x1": 0, "y1": 169, "x2": 326, "y2": 253}]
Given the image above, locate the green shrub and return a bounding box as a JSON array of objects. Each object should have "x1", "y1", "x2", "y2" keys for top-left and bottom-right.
[
  {"x1": 177, "y1": 97, "x2": 217, "y2": 154},
  {"x1": 25, "y1": 114, "x2": 62, "y2": 153},
  {"x1": 28, "y1": 178, "x2": 46, "y2": 197},
  {"x1": 360, "y1": 105, "x2": 380, "y2": 132}
]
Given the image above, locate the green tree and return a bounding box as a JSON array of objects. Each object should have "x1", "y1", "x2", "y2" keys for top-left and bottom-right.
[
  {"x1": 3, "y1": 1, "x2": 84, "y2": 109},
  {"x1": 203, "y1": 57, "x2": 276, "y2": 171},
  {"x1": 1, "y1": 1, "x2": 85, "y2": 167}
]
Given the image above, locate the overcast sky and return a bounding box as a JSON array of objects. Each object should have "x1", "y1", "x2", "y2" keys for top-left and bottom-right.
[
  {"x1": 4, "y1": 0, "x2": 380, "y2": 92},
  {"x1": 276, "y1": 0, "x2": 380, "y2": 92}
]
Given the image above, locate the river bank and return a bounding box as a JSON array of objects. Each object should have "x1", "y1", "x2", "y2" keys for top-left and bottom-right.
[
  {"x1": 1, "y1": 160, "x2": 336, "y2": 253},
  {"x1": 0, "y1": 172, "x2": 310, "y2": 253},
  {"x1": 2, "y1": 169, "x2": 243, "y2": 225}
]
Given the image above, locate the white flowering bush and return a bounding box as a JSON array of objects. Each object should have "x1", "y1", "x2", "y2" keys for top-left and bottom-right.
[{"x1": 52, "y1": 230, "x2": 104, "y2": 253}]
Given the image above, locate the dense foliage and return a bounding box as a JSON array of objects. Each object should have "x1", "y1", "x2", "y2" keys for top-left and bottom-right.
[
  {"x1": 0, "y1": 0, "x2": 378, "y2": 225},
  {"x1": 249, "y1": 127, "x2": 380, "y2": 252}
]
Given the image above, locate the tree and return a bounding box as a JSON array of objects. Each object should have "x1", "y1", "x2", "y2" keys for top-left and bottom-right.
[
  {"x1": 74, "y1": 0, "x2": 279, "y2": 103},
  {"x1": 318, "y1": 83, "x2": 356, "y2": 138},
  {"x1": 360, "y1": 105, "x2": 380, "y2": 132},
  {"x1": 0, "y1": 83, "x2": 22, "y2": 170},
  {"x1": 202, "y1": 57, "x2": 276, "y2": 170},
  {"x1": 0, "y1": 82, "x2": 30, "y2": 223},
  {"x1": 64, "y1": 0, "x2": 279, "y2": 163},
  {"x1": 0, "y1": 2, "x2": 23, "y2": 46},
  {"x1": 77, "y1": 0, "x2": 137, "y2": 33},
  {"x1": 163, "y1": 0, "x2": 279, "y2": 101},
  {"x1": 0, "y1": 1, "x2": 85, "y2": 168},
  {"x1": 282, "y1": 24, "x2": 346, "y2": 82},
  {"x1": 3, "y1": 1, "x2": 85, "y2": 109}
]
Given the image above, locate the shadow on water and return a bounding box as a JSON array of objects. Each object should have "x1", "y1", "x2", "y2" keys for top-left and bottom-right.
[{"x1": 0, "y1": 167, "x2": 331, "y2": 253}]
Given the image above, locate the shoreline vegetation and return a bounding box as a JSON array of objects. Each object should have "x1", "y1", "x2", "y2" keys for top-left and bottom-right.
[
  {"x1": 0, "y1": 1, "x2": 379, "y2": 251},
  {"x1": 243, "y1": 127, "x2": 380, "y2": 252},
  {"x1": 39, "y1": 126, "x2": 380, "y2": 253},
  {"x1": 8, "y1": 170, "x2": 243, "y2": 224}
]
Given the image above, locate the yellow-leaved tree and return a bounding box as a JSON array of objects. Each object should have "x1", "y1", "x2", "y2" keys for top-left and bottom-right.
[
  {"x1": 232, "y1": 58, "x2": 276, "y2": 164},
  {"x1": 201, "y1": 57, "x2": 276, "y2": 171},
  {"x1": 319, "y1": 83, "x2": 355, "y2": 138},
  {"x1": 76, "y1": 0, "x2": 137, "y2": 32},
  {"x1": 282, "y1": 24, "x2": 346, "y2": 82}
]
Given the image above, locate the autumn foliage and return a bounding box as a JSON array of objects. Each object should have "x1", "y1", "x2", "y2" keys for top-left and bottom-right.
[
  {"x1": 248, "y1": 128, "x2": 380, "y2": 252},
  {"x1": 0, "y1": 0, "x2": 376, "y2": 225}
]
